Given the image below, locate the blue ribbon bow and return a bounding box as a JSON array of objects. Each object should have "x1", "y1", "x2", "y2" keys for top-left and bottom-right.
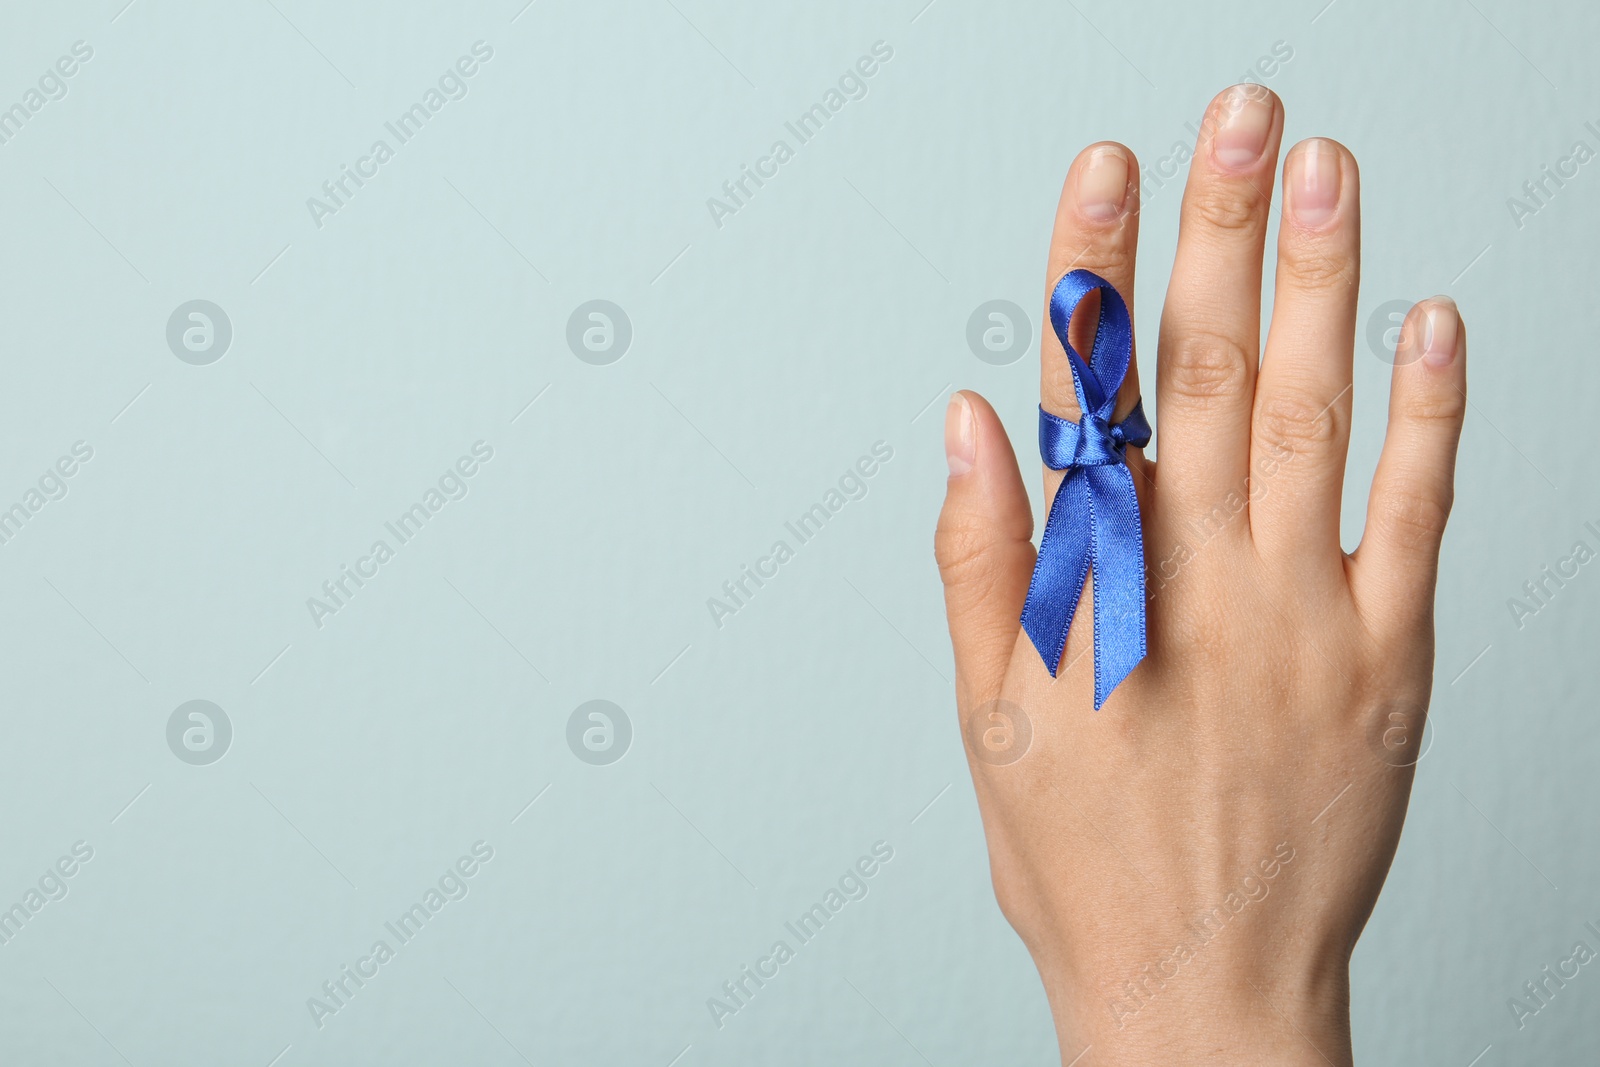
[{"x1": 1020, "y1": 269, "x2": 1151, "y2": 709}]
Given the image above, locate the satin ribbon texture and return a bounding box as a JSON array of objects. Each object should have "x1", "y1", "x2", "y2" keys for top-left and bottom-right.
[{"x1": 1020, "y1": 269, "x2": 1151, "y2": 709}]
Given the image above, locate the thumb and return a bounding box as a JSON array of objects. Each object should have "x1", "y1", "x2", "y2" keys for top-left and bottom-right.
[{"x1": 934, "y1": 391, "x2": 1035, "y2": 701}]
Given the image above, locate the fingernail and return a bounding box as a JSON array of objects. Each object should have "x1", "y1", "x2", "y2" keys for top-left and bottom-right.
[
  {"x1": 1076, "y1": 146, "x2": 1129, "y2": 221},
  {"x1": 1288, "y1": 139, "x2": 1341, "y2": 228},
  {"x1": 1211, "y1": 85, "x2": 1274, "y2": 170},
  {"x1": 945, "y1": 393, "x2": 975, "y2": 477},
  {"x1": 1421, "y1": 297, "x2": 1459, "y2": 367}
]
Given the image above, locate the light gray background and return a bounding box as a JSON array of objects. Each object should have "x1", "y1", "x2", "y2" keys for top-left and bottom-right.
[{"x1": 0, "y1": 0, "x2": 1594, "y2": 1064}]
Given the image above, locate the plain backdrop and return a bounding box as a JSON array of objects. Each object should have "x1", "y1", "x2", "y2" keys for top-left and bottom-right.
[{"x1": 0, "y1": 1, "x2": 1594, "y2": 1064}]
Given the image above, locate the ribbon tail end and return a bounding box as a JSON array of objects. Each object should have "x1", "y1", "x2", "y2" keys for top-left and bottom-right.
[
  {"x1": 1022, "y1": 622, "x2": 1066, "y2": 679},
  {"x1": 1092, "y1": 651, "x2": 1146, "y2": 711}
]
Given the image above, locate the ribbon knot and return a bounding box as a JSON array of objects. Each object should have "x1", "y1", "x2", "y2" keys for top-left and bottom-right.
[
  {"x1": 1020, "y1": 269, "x2": 1151, "y2": 709},
  {"x1": 1076, "y1": 413, "x2": 1120, "y2": 464}
]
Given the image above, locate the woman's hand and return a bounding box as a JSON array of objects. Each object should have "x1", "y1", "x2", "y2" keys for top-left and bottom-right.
[{"x1": 934, "y1": 85, "x2": 1466, "y2": 1066}]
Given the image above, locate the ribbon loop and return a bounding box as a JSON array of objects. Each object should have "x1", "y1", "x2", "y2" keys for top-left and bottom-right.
[{"x1": 1020, "y1": 269, "x2": 1151, "y2": 709}]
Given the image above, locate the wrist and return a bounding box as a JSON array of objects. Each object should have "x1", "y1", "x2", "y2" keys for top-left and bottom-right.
[{"x1": 1041, "y1": 964, "x2": 1353, "y2": 1067}]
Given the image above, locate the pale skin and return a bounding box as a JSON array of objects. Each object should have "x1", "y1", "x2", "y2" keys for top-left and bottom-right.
[{"x1": 934, "y1": 86, "x2": 1466, "y2": 1065}]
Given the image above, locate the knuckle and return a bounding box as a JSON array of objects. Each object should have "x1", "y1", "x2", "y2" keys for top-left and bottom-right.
[
  {"x1": 1186, "y1": 183, "x2": 1266, "y2": 235},
  {"x1": 1054, "y1": 238, "x2": 1135, "y2": 288},
  {"x1": 1401, "y1": 385, "x2": 1467, "y2": 427},
  {"x1": 1254, "y1": 390, "x2": 1341, "y2": 451},
  {"x1": 983, "y1": 849, "x2": 1044, "y2": 934},
  {"x1": 1278, "y1": 242, "x2": 1354, "y2": 290},
  {"x1": 1162, "y1": 329, "x2": 1253, "y2": 403},
  {"x1": 934, "y1": 516, "x2": 997, "y2": 588},
  {"x1": 1374, "y1": 488, "x2": 1452, "y2": 551},
  {"x1": 990, "y1": 868, "x2": 1032, "y2": 930}
]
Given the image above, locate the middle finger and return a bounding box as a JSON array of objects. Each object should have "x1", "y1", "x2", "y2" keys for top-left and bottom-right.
[{"x1": 1155, "y1": 84, "x2": 1284, "y2": 527}]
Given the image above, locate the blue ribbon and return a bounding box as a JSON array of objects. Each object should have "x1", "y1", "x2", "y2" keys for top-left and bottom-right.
[{"x1": 1020, "y1": 269, "x2": 1151, "y2": 709}]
